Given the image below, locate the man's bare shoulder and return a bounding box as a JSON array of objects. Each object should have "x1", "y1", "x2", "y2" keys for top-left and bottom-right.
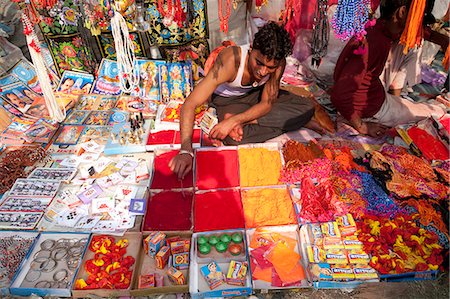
[{"x1": 210, "y1": 46, "x2": 241, "y2": 81}]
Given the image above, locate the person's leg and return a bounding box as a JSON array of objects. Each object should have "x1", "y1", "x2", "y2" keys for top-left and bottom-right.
[
  {"x1": 257, "y1": 90, "x2": 315, "y2": 131},
  {"x1": 223, "y1": 125, "x2": 283, "y2": 145},
  {"x1": 372, "y1": 93, "x2": 446, "y2": 127},
  {"x1": 212, "y1": 89, "x2": 314, "y2": 144}
]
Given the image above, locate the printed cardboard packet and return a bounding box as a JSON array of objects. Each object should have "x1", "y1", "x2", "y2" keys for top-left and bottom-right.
[
  {"x1": 307, "y1": 245, "x2": 326, "y2": 263},
  {"x1": 353, "y1": 264, "x2": 378, "y2": 280},
  {"x1": 309, "y1": 263, "x2": 333, "y2": 281},
  {"x1": 331, "y1": 265, "x2": 355, "y2": 280},
  {"x1": 347, "y1": 250, "x2": 370, "y2": 264},
  {"x1": 325, "y1": 249, "x2": 348, "y2": 264},
  {"x1": 321, "y1": 221, "x2": 341, "y2": 239},
  {"x1": 343, "y1": 236, "x2": 364, "y2": 250},
  {"x1": 336, "y1": 214, "x2": 357, "y2": 236}
]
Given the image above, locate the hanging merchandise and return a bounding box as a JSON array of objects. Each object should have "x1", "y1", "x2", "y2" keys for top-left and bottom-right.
[
  {"x1": 254, "y1": 0, "x2": 268, "y2": 12},
  {"x1": 110, "y1": 2, "x2": 140, "y2": 93},
  {"x1": 30, "y1": 0, "x2": 96, "y2": 75},
  {"x1": 159, "y1": 38, "x2": 210, "y2": 80},
  {"x1": 331, "y1": 0, "x2": 370, "y2": 41},
  {"x1": 399, "y1": 0, "x2": 426, "y2": 54},
  {"x1": 21, "y1": 12, "x2": 65, "y2": 122},
  {"x1": 145, "y1": 0, "x2": 208, "y2": 46},
  {"x1": 31, "y1": 0, "x2": 80, "y2": 35},
  {"x1": 311, "y1": 0, "x2": 328, "y2": 68},
  {"x1": 218, "y1": 0, "x2": 231, "y2": 33}
]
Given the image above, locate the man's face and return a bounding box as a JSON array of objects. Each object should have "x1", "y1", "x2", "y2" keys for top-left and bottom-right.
[{"x1": 248, "y1": 49, "x2": 280, "y2": 80}]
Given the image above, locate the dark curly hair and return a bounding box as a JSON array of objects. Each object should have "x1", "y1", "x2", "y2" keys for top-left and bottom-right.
[
  {"x1": 252, "y1": 22, "x2": 292, "y2": 61},
  {"x1": 380, "y1": 0, "x2": 412, "y2": 20}
]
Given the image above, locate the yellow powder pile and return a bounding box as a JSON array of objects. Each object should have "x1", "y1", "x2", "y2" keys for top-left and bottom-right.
[
  {"x1": 238, "y1": 148, "x2": 282, "y2": 187},
  {"x1": 241, "y1": 188, "x2": 297, "y2": 228}
]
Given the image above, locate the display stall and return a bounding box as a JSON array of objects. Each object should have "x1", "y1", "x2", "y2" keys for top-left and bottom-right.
[{"x1": 0, "y1": 0, "x2": 448, "y2": 297}]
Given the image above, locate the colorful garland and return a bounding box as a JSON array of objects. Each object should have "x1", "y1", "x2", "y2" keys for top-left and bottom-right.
[
  {"x1": 75, "y1": 236, "x2": 135, "y2": 290},
  {"x1": 357, "y1": 214, "x2": 444, "y2": 274}
]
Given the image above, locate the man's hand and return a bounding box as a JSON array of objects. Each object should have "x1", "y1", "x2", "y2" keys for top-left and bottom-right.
[
  {"x1": 209, "y1": 118, "x2": 238, "y2": 140},
  {"x1": 356, "y1": 121, "x2": 389, "y2": 138},
  {"x1": 169, "y1": 152, "x2": 193, "y2": 180}
]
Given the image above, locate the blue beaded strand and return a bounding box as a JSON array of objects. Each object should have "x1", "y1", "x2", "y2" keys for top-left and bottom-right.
[
  {"x1": 331, "y1": 0, "x2": 370, "y2": 41},
  {"x1": 354, "y1": 170, "x2": 404, "y2": 218}
]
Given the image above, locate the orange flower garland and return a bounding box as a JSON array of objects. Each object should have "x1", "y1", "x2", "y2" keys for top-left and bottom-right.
[
  {"x1": 75, "y1": 236, "x2": 135, "y2": 290},
  {"x1": 357, "y1": 215, "x2": 444, "y2": 274}
]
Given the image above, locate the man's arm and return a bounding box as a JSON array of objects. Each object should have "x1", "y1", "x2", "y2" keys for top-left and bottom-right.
[
  {"x1": 209, "y1": 59, "x2": 286, "y2": 140},
  {"x1": 169, "y1": 47, "x2": 238, "y2": 179}
]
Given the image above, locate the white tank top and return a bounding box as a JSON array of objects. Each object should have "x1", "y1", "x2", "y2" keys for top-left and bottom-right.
[{"x1": 214, "y1": 44, "x2": 269, "y2": 97}]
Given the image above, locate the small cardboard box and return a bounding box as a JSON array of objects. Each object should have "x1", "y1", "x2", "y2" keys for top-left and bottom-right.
[{"x1": 144, "y1": 231, "x2": 166, "y2": 257}]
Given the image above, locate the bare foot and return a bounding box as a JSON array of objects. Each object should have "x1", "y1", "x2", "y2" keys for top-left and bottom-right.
[
  {"x1": 223, "y1": 112, "x2": 243, "y2": 142},
  {"x1": 229, "y1": 124, "x2": 243, "y2": 142},
  {"x1": 304, "y1": 119, "x2": 327, "y2": 135}
]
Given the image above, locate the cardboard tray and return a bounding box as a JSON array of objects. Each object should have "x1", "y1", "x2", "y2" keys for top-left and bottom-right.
[
  {"x1": 189, "y1": 229, "x2": 252, "y2": 298},
  {"x1": 0, "y1": 231, "x2": 39, "y2": 296},
  {"x1": 10, "y1": 232, "x2": 90, "y2": 297},
  {"x1": 130, "y1": 231, "x2": 192, "y2": 296},
  {"x1": 247, "y1": 225, "x2": 311, "y2": 290},
  {"x1": 71, "y1": 232, "x2": 141, "y2": 298}
]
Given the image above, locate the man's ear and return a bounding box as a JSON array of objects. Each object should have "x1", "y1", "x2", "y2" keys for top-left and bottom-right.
[{"x1": 396, "y1": 5, "x2": 408, "y2": 21}]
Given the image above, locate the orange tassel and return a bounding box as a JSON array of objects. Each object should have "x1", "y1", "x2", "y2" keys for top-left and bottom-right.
[
  {"x1": 443, "y1": 47, "x2": 449, "y2": 71},
  {"x1": 399, "y1": 0, "x2": 426, "y2": 54}
]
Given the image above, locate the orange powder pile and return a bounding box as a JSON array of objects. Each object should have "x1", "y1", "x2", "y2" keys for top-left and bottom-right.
[
  {"x1": 238, "y1": 148, "x2": 283, "y2": 187},
  {"x1": 241, "y1": 188, "x2": 297, "y2": 228}
]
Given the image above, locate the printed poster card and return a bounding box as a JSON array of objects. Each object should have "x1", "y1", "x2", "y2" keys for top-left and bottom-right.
[
  {"x1": 92, "y1": 220, "x2": 118, "y2": 232},
  {"x1": 92, "y1": 59, "x2": 122, "y2": 96},
  {"x1": 28, "y1": 167, "x2": 77, "y2": 181},
  {"x1": 84, "y1": 110, "x2": 111, "y2": 126},
  {"x1": 129, "y1": 198, "x2": 146, "y2": 215},
  {"x1": 76, "y1": 94, "x2": 117, "y2": 111},
  {"x1": 54, "y1": 125, "x2": 84, "y2": 145},
  {"x1": 9, "y1": 59, "x2": 42, "y2": 94},
  {"x1": 74, "y1": 215, "x2": 102, "y2": 229},
  {"x1": 0, "y1": 82, "x2": 36, "y2": 113},
  {"x1": 131, "y1": 59, "x2": 164, "y2": 101},
  {"x1": 64, "y1": 110, "x2": 91, "y2": 125},
  {"x1": 57, "y1": 70, "x2": 94, "y2": 95},
  {"x1": 1, "y1": 117, "x2": 34, "y2": 139},
  {"x1": 8, "y1": 179, "x2": 61, "y2": 198},
  {"x1": 0, "y1": 96, "x2": 23, "y2": 117},
  {"x1": 0, "y1": 82, "x2": 49, "y2": 118},
  {"x1": 23, "y1": 118, "x2": 58, "y2": 143},
  {"x1": 78, "y1": 126, "x2": 111, "y2": 144},
  {"x1": 0, "y1": 74, "x2": 20, "y2": 86},
  {"x1": 108, "y1": 110, "x2": 129, "y2": 125}
]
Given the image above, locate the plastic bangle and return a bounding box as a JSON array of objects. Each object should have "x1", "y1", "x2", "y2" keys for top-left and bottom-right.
[{"x1": 179, "y1": 150, "x2": 194, "y2": 158}]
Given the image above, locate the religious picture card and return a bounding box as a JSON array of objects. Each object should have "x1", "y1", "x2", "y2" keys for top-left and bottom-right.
[
  {"x1": 57, "y1": 70, "x2": 95, "y2": 95},
  {"x1": 76, "y1": 94, "x2": 117, "y2": 111},
  {"x1": 9, "y1": 59, "x2": 42, "y2": 94},
  {"x1": 64, "y1": 110, "x2": 91, "y2": 125},
  {"x1": 131, "y1": 59, "x2": 165, "y2": 101},
  {"x1": 0, "y1": 74, "x2": 20, "y2": 86},
  {"x1": 0, "y1": 82, "x2": 37, "y2": 114},
  {"x1": 23, "y1": 118, "x2": 58, "y2": 143},
  {"x1": 92, "y1": 59, "x2": 122, "y2": 96},
  {"x1": 53, "y1": 125, "x2": 84, "y2": 145}
]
